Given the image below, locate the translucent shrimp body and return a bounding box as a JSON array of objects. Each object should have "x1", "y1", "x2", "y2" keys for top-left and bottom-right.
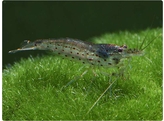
[{"x1": 9, "y1": 38, "x2": 143, "y2": 67}]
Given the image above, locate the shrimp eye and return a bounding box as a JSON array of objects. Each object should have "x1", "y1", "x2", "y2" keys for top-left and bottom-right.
[
  {"x1": 123, "y1": 45, "x2": 127, "y2": 48},
  {"x1": 118, "y1": 48, "x2": 123, "y2": 52}
]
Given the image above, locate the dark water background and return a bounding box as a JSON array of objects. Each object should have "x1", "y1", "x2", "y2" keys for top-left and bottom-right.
[{"x1": 3, "y1": 1, "x2": 162, "y2": 69}]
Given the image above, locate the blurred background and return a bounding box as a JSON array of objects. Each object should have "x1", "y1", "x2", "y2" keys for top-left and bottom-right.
[{"x1": 3, "y1": 1, "x2": 162, "y2": 69}]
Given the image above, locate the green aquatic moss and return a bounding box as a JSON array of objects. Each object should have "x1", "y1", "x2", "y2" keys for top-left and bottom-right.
[{"x1": 3, "y1": 28, "x2": 162, "y2": 120}]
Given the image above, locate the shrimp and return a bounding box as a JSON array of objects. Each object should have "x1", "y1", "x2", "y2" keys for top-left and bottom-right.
[{"x1": 9, "y1": 38, "x2": 144, "y2": 67}]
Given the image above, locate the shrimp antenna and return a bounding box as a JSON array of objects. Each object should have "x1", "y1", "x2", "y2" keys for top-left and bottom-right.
[
  {"x1": 139, "y1": 30, "x2": 148, "y2": 50},
  {"x1": 141, "y1": 33, "x2": 162, "y2": 51},
  {"x1": 139, "y1": 15, "x2": 157, "y2": 50}
]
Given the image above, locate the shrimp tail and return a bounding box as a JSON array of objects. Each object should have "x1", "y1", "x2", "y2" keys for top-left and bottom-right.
[
  {"x1": 8, "y1": 40, "x2": 38, "y2": 53},
  {"x1": 8, "y1": 47, "x2": 37, "y2": 53}
]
